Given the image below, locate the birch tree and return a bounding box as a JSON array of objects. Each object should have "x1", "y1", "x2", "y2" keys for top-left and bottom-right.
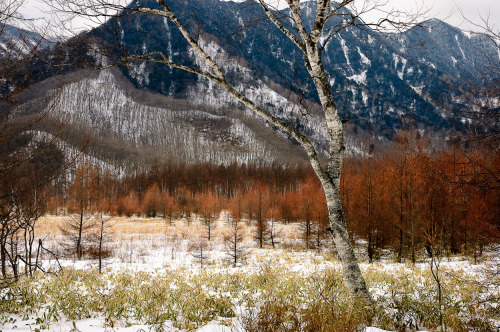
[{"x1": 46, "y1": 0, "x2": 425, "y2": 302}]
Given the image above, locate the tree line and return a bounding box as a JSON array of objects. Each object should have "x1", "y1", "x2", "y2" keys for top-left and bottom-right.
[
  {"x1": 1, "y1": 130, "x2": 498, "y2": 280},
  {"x1": 43, "y1": 130, "x2": 499, "y2": 262}
]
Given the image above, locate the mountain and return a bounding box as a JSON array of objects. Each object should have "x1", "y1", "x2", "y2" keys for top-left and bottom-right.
[
  {"x1": 396, "y1": 18, "x2": 498, "y2": 81},
  {"x1": 6, "y1": 0, "x2": 498, "y2": 171},
  {"x1": 79, "y1": 0, "x2": 496, "y2": 138},
  {"x1": 10, "y1": 68, "x2": 309, "y2": 171},
  {"x1": 0, "y1": 24, "x2": 50, "y2": 56},
  {"x1": 0, "y1": 23, "x2": 57, "y2": 99}
]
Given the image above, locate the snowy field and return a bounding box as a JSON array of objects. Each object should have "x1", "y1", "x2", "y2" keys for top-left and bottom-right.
[{"x1": 1, "y1": 216, "x2": 498, "y2": 331}]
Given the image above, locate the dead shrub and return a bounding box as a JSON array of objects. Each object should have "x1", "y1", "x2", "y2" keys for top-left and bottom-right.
[
  {"x1": 86, "y1": 244, "x2": 113, "y2": 259},
  {"x1": 242, "y1": 296, "x2": 301, "y2": 332}
]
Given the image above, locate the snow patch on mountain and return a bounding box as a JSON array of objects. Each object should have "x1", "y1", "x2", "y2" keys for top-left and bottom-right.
[
  {"x1": 410, "y1": 84, "x2": 427, "y2": 99},
  {"x1": 357, "y1": 47, "x2": 371, "y2": 66},
  {"x1": 186, "y1": 36, "x2": 329, "y2": 155},
  {"x1": 455, "y1": 35, "x2": 467, "y2": 59},
  {"x1": 348, "y1": 71, "x2": 367, "y2": 85},
  {"x1": 340, "y1": 37, "x2": 352, "y2": 70}
]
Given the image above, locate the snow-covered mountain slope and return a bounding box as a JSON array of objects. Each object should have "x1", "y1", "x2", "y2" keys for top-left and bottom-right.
[
  {"x1": 0, "y1": 24, "x2": 50, "y2": 57},
  {"x1": 7, "y1": 0, "x2": 498, "y2": 170},
  {"x1": 180, "y1": 36, "x2": 329, "y2": 155},
  {"x1": 14, "y1": 69, "x2": 307, "y2": 170},
  {"x1": 98, "y1": 0, "x2": 497, "y2": 137},
  {"x1": 0, "y1": 24, "x2": 55, "y2": 99}
]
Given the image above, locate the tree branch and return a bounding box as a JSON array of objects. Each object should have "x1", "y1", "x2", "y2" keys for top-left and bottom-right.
[
  {"x1": 257, "y1": 0, "x2": 306, "y2": 52},
  {"x1": 125, "y1": 51, "x2": 219, "y2": 82},
  {"x1": 139, "y1": 0, "x2": 332, "y2": 185}
]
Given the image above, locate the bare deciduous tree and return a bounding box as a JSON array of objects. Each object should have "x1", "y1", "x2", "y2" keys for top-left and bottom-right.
[
  {"x1": 44, "y1": 0, "x2": 427, "y2": 301},
  {"x1": 61, "y1": 163, "x2": 101, "y2": 259},
  {"x1": 60, "y1": 213, "x2": 95, "y2": 259},
  {"x1": 0, "y1": 1, "x2": 84, "y2": 286},
  {"x1": 0, "y1": 138, "x2": 64, "y2": 281},
  {"x1": 225, "y1": 212, "x2": 248, "y2": 268},
  {"x1": 199, "y1": 191, "x2": 219, "y2": 242},
  {"x1": 92, "y1": 213, "x2": 113, "y2": 273},
  {"x1": 191, "y1": 235, "x2": 209, "y2": 268}
]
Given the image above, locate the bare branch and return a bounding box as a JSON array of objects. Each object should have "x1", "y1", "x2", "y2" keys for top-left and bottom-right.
[
  {"x1": 258, "y1": 0, "x2": 305, "y2": 52},
  {"x1": 285, "y1": 0, "x2": 312, "y2": 47},
  {"x1": 126, "y1": 51, "x2": 219, "y2": 82}
]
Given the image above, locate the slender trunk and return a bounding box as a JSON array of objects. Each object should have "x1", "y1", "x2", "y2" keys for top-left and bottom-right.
[
  {"x1": 1, "y1": 251, "x2": 5, "y2": 278},
  {"x1": 398, "y1": 171, "x2": 404, "y2": 262},
  {"x1": 77, "y1": 213, "x2": 83, "y2": 260},
  {"x1": 463, "y1": 215, "x2": 467, "y2": 252},
  {"x1": 77, "y1": 202, "x2": 84, "y2": 260},
  {"x1": 367, "y1": 177, "x2": 374, "y2": 263},
  {"x1": 368, "y1": 230, "x2": 373, "y2": 263},
  {"x1": 28, "y1": 229, "x2": 33, "y2": 276},
  {"x1": 24, "y1": 228, "x2": 28, "y2": 276},
  {"x1": 306, "y1": 219, "x2": 311, "y2": 249},
  {"x1": 270, "y1": 218, "x2": 276, "y2": 249},
  {"x1": 0, "y1": 222, "x2": 5, "y2": 278},
  {"x1": 98, "y1": 217, "x2": 103, "y2": 273},
  {"x1": 25, "y1": 225, "x2": 35, "y2": 277},
  {"x1": 9, "y1": 234, "x2": 18, "y2": 280},
  {"x1": 258, "y1": 193, "x2": 263, "y2": 248},
  {"x1": 207, "y1": 218, "x2": 211, "y2": 241},
  {"x1": 430, "y1": 252, "x2": 444, "y2": 329},
  {"x1": 259, "y1": 220, "x2": 263, "y2": 248},
  {"x1": 321, "y1": 175, "x2": 372, "y2": 302},
  {"x1": 34, "y1": 239, "x2": 42, "y2": 274},
  {"x1": 1, "y1": 239, "x2": 6, "y2": 278},
  {"x1": 233, "y1": 224, "x2": 237, "y2": 267},
  {"x1": 315, "y1": 220, "x2": 322, "y2": 253},
  {"x1": 450, "y1": 218, "x2": 456, "y2": 253},
  {"x1": 410, "y1": 191, "x2": 415, "y2": 264}
]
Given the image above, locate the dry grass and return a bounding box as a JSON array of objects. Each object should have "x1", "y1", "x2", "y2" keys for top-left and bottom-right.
[
  {"x1": 36, "y1": 214, "x2": 302, "y2": 246},
  {"x1": 35, "y1": 216, "x2": 67, "y2": 236},
  {"x1": 5, "y1": 217, "x2": 498, "y2": 331}
]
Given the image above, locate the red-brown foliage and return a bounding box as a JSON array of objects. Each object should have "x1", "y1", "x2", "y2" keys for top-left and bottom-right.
[{"x1": 54, "y1": 136, "x2": 499, "y2": 259}]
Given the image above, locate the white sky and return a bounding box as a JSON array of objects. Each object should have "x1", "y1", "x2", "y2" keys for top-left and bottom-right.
[
  {"x1": 17, "y1": 0, "x2": 500, "y2": 35},
  {"x1": 374, "y1": 0, "x2": 499, "y2": 31}
]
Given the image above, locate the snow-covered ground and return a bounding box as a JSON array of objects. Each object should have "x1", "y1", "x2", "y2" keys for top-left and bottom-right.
[{"x1": 1, "y1": 216, "x2": 498, "y2": 332}]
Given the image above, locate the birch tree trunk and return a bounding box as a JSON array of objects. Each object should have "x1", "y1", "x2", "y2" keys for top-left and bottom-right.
[
  {"x1": 267, "y1": 0, "x2": 372, "y2": 301},
  {"x1": 47, "y1": 0, "x2": 373, "y2": 302},
  {"x1": 162, "y1": 0, "x2": 371, "y2": 302},
  {"x1": 144, "y1": 0, "x2": 372, "y2": 302}
]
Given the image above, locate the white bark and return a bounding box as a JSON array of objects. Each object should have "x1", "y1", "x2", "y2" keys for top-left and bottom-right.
[
  {"x1": 48, "y1": 0, "x2": 373, "y2": 302},
  {"x1": 267, "y1": 0, "x2": 372, "y2": 301},
  {"x1": 145, "y1": 0, "x2": 372, "y2": 302}
]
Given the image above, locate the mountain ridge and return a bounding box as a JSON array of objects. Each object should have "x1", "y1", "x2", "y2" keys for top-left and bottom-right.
[
  {"x1": 98, "y1": 0, "x2": 496, "y2": 134},
  {"x1": 5, "y1": 0, "x2": 498, "y2": 171}
]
